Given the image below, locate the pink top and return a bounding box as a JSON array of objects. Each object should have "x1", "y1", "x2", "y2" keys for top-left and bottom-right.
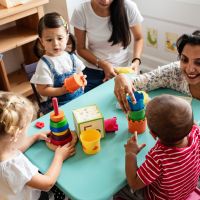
[{"x1": 137, "y1": 125, "x2": 200, "y2": 200}]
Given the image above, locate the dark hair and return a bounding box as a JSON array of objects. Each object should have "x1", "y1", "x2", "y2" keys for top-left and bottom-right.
[
  {"x1": 108, "y1": 0, "x2": 131, "y2": 49},
  {"x1": 146, "y1": 94, "x2": 193, "y2": 146},
  {"x1": 67, "y1": 33, "x2": 77, "y2": 54},
  {"x1": 33, "y1": 12, "x2": 69, "y2": 58},
  {"x1": 176, "y1": 30, "x2": 200, "y2": 56}
]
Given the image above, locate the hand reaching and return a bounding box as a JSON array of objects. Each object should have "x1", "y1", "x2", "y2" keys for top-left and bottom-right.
[
  {"x1": 55, "y1": 143, "x2": 76, "y2": 161},
  {"x1": 101, "y1": 61, "x2": 118, "y2": 82},
  {"x1": 35, "y1": 130, "x2": 51, "y2": 143},
  {"x1": 125, "y1": 132, "x2": 146, "y2": 156}
]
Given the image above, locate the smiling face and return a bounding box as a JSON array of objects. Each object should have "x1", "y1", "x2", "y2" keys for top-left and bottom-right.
[
  {"x1": 40, "y1": 26, "x2": 68, "y2": 57},
  {"x1": 93, "y1": 0, "x2": 113, "y2": 9},
  {"x1": 180, "y1": 44, "x2": 200, "y2": 86}
]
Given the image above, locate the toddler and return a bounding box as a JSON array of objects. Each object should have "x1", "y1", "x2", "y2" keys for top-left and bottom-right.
[
  {"x1": 31, "y1": 12, "x2": 87, "y2": 111},
  {"x1": 0, "y1": 92, "x2": 75, "y2": 199},
  {"x1": 115, "y1": 94, "x2": 200, "y2": 200}
]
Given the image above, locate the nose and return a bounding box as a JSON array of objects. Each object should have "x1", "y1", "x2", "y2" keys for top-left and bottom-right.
[
  {"x1": 53, "y1": 39, "x2": 59, "y2": 46},
  {"x1": 187, "y1": 61, "x2": 196, "y2": 73}
]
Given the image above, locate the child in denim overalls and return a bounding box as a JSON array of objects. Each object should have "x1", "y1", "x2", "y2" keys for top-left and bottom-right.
[{"x1": 31, "y1": 12, "x2": 87, "y2": 112}]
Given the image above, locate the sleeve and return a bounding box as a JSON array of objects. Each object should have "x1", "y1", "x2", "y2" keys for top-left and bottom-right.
[
  {"x1": 74, "y1": 54, "x2": 86, "y2": 73},
  {"x1": 125, "y1": 0, "x2": 144, "y2": 26},
  {"x1": 30, "y1": 59, "x2": 53, "y2": 85},
  {"x1": 70, "y1": 4, "x2": 86, "y2": 30},
  {"x1": 5, "y1": 153, "x2": 39, "y2": 194},
  {"x1": 137, "y1": 150, "x2": 161, "y2": 185},
  {"x1": 131, "y1": 61, "x2": 181, "y2": 92}
]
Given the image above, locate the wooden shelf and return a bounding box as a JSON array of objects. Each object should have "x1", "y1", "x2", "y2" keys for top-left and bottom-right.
[
  {"x1": 0, "y1": 26, "x2": 37, "y2": 53},
  {"x1": 8, "y1": 69, "x2": 32, "y2": 96}
]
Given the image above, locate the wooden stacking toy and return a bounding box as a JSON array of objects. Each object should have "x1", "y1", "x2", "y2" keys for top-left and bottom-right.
[
  {"x1": 46, "y1": 97, "x2": 77, "y2": 151},
  {"x1": 64, "y1": 73, "x2": 84, "y2": 93},
  {"x1": 127, "y1": 91, "x2": 147, "y2": 134}
]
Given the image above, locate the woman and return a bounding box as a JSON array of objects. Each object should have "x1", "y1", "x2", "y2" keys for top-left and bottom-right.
[
  {"x1": 71, "y1": 0, "x2": 144, "y2": 92},
  {"x1": 114, "y1": 30, "x2": 200, "y2": 112}
]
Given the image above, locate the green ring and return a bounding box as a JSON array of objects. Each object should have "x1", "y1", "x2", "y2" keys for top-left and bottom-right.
[
  {"x1": 50, "y1": 117, "x2": 68, "y2": 128},
  {"x1": 128, "y1": 109, "x2": 145, "y2": 121}
]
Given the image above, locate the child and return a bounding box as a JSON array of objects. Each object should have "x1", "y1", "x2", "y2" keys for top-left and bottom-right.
[
  {"x1": 31, "y1": 12, "x2": 87, "y2": 111},
  {"x1": 0, "y1": 92, "x2": 76, "y2": 199},
  {"x1": 115, "y1": 94, "x2": 200, "y2": 200}
]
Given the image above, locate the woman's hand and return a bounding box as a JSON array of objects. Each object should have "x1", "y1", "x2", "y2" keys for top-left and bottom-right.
[
  {"x1": 55, "y1": 143, "x2": 76, "y2": 161},
  {"x1": 114, "y1": 74, "x2": 136, "y2": 113},
  {"x1": 100, "y1": 61, "x2": 118, "y2": 82},
  {"x1": 77, "y1": 72, "x2": 87, "y2": 89},
  {"x1": 125, "y1": 132, "x2": 146, "y2": 155}
]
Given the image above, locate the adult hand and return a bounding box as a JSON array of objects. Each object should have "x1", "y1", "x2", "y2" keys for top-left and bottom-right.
[
  {"x1": 101, "y1": 61, "x2": 118, "y2": 82},
  {"x1": 131, "y1": 62, "x2": 140, "y2": 74},
  {"x1": 125, "y1": 132, "x2": 146, "y2": 155},
  {"x1": 55, "y1": 143, "x2": 76, "y2": 161},
  {"x1": 77, "y1": 72, "x2": 87, "y2": 90},
  {"x1": 114, "y1": 74, "x2": 136, "y2": 113}
]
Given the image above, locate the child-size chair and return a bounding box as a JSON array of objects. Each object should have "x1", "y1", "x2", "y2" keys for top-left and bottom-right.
[{"x1": 24, "y1": 62, "x2": 49, "y2": 117}]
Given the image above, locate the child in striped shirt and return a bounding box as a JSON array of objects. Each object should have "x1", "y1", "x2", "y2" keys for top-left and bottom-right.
[{"x1": 115, "y1": 94, "x2": 200, "y2": 200}]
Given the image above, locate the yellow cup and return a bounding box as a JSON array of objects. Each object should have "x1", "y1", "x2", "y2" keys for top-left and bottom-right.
[{"x1": 80, "y1": 129, "x2": 101, "y2": 155}]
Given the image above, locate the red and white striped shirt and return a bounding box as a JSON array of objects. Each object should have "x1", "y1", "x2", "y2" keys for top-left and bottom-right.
[{"x1": 137, "y1": 125, "x2": 200, "y2": 200}]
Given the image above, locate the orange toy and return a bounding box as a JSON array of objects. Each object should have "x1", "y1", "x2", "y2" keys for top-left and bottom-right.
[
  {"x1": 64, "y1": 74, "x2": 84, "y2": 93},
  {"x1": 128, "y1": 118, "x2": 147, "y2": 134}
]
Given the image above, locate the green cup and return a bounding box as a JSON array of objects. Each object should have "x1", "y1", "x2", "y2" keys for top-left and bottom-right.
[{"x1": 128, "y1": 109, "x2": 145, "y2": 121}]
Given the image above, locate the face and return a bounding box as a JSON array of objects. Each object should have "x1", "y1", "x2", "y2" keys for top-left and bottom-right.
[
  {"x1": 40, "y1": 26, "x2": 68, "y2": 57},
  {"x1": 93, "y1": 0, "x2": 113, "y2": 9},
  {"x1": 180, "y1": 44, "x2": 200, "y2": 85}
]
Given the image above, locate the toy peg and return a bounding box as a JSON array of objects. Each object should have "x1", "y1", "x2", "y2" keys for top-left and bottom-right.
[{"x1": 52, "y1": 97, "x2": 59, "y2": 115}]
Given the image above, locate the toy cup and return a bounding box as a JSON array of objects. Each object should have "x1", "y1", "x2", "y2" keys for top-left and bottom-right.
[
  {"x1": 80, "y1": 129, "x2": 101, "y2": 155},
  {"x1": 64, "y1": 74, "x2": 84, "y2": 93},
  {"x1": 128, "y1": 119, "x2": 147, "y2": 134}
]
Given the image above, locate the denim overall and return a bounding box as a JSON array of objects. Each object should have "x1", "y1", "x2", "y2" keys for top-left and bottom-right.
[{"x1": 41, "y1": 54, "x2": 83, "y2": 110}]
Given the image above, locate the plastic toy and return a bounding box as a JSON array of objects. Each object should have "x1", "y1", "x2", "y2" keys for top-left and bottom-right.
[
  {"x1": 46, "y1": 97, "x2": 77, "y2": 151},
  {"x1": 35, "y1": 121, "x2": 45, "y2": 129},
  {"x1": 115, "y1": 67, "x2": 134, "y2": 74},
  {"x1": 104, "y1": 117, "x2": 118, "y2": 133},
  {"x1": 127, "y1": 91, "x2": 147, "y2": 134},
  {"x1": 64, "y1": 73, "x2": 85, "y2": 93}
]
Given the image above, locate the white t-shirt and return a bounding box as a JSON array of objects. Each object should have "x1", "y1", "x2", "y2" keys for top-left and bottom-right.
[
  {"x1": 31, "y1": 51, "x2": 86, "y2": 86},
  {"x1": 70, "y1": 0, "x2": 143, "y2": 70},
  {"x1": 0, "y1": 150, "x2": 41, "y2": 200}
]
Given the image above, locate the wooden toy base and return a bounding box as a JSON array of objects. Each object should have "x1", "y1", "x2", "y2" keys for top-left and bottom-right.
[{"x1": 46, "y1": 131, "x2": 77, "y2": 151}]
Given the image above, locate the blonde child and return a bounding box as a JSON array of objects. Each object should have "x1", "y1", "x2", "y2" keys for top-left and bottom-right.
[
  {"x1": 0, "y1": 92, "x2": 75, "y2": 199},
  {"x1": 115, "y1": 94, "x2": 200, "y2": 200},
  {"x1": 31, "y1": 12, "x2": 87, "y2": 111}
]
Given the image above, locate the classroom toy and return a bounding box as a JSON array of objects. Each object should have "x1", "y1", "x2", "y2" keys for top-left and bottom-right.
[
  {"x1": 64, "y1": 73, "x2": 84, "y2": 93},
  {"x1": 35, "y1": 121, "x2": 45, "y2": 129},
  {"x1": 104, "y1": 117, "x2": 118, "y2": 133},
  {"x1": 115, "y1": 67, "x2": 134, "y2": 74},
  {"x1": 46, "y1": 97, "x2": 77, "y2": 151},
  {"x1": 127, "y1": 91, "x2": 147, "y2": 134},
  {"x1": 73, "y1": 105, "x2": 105, "y2": 138}
]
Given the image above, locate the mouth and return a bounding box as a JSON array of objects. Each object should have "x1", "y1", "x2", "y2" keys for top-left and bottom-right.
[{"x1": 186, "y1": 74, "x2": 200, "y2": 79}]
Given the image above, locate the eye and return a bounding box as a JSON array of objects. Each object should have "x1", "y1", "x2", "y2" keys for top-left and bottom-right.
[
  {"x1": 58, "y1": 37, "x2": 63, "y2": 41},
  {"x1": 194, "y1": 59, "x2": 200, "y2": 67},
  {"x1": 46, "y1": 39, "x2": 52, "y2": 42},
  {"x1": 180, "y1": 55, "x2": 188, "y2": 63}
]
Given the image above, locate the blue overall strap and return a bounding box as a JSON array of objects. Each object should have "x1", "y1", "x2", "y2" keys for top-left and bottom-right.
[
  {"x1": 69, "y1": 53, "x2": 76, "y2": 71},
  {"x1": 41, "y1": 56, "x2": 57, "y2": 75}
]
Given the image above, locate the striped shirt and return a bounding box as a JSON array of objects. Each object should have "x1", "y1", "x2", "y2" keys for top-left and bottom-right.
[{"x1": 137, "y1": 125, "x2": 200, "y2": 200}]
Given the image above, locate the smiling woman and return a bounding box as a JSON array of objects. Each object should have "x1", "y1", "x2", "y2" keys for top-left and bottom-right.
[{"x1": 114, "y1": 30, "x2": 200, "y2": 113}]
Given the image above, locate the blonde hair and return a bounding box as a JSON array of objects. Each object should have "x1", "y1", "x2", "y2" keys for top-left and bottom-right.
[{"x1": 0, "y1": 92, "x2": 34, "y2": 137}]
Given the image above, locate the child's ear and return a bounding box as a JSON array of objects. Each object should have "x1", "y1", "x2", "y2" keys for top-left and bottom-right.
[{"x1": 150, "y1": 130, "x2": 157, "y2": 140}]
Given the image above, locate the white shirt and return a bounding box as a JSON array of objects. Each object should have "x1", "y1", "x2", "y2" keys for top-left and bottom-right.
[
  {"x1": 0, "y1": 150, "x2": 41, "y2": 200},
  {"x1": 31, "y1": 51, "x2": 86, "y2": 86},
  {"x1": 70, "y1": 0, "x2": 143, "y2": 70}
]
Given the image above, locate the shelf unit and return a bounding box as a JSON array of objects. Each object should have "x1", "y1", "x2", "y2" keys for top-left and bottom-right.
[{"x1": 0, "y1": 0, "x2": 49, "y2": 96}]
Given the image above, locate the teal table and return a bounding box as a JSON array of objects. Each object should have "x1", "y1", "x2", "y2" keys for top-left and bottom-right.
[{"x1": 25, "y1": 79, "x2": 200, "y2": 200}]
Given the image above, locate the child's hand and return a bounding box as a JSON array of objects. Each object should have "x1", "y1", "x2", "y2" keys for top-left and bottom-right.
[
  {"x1": 77, "y1": 72, "x2": 87, "y2": 89},
  {"x1": 55, "y1": 143, "x2": 76, "y2": 161},
  {"x1": 125, "y1": 131, "x2": 146, "y2": 155},
  {"x1": 35, "y1": 130, "x2": 51, "y2": 143}
]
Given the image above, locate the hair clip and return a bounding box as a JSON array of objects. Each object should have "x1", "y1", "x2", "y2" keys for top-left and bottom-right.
[{"x1": 60, "y1": 16, "x2": 68, "y2": 29}]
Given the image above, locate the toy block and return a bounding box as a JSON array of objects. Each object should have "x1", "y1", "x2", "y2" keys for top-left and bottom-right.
[{"x1": 72, "y1": 105, "x2": 105, "y2": 138}]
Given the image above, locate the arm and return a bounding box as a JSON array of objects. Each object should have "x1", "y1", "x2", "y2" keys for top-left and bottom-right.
[
  {"x1": 26, "y1": 143, "x2": 75, "y2": 191},
  {"x1": 18, "y1": 131, "x2": 50, "y2": 152},
  {"x1": 74, "y1": 27, "x2": 117, "y2": 82},
  {"x1": 36, "y1": 84, "x2": 67, "y2": 97},
  {"x1": 130, "y1": 24, "x2": 144, "y2": 73},
  {"x1": 125, "y1": 132, "x2": 146, "y2": 190}
]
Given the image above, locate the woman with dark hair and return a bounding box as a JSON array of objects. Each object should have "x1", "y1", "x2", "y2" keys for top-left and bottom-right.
[
  {"x1": 71, "y1": 0, "x2": 144, "y2": 92},
  {"x1": 114, "y1": 30, "x2": 200, "y2": 113}
]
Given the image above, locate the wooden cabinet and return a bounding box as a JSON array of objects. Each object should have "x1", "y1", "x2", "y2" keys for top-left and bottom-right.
[{"x1": 0, "y1": 0, "x2": 48, "y2": 96}]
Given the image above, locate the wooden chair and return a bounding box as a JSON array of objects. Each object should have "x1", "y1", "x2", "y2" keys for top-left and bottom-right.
[{"x1": 24, "y1": 62, "x2": 49, "y2": 118}]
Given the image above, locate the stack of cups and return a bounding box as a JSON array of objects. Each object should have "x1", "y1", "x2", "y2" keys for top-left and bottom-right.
[{"x1": 127, "y1": 91, "x2": 147, "y2": 134}]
